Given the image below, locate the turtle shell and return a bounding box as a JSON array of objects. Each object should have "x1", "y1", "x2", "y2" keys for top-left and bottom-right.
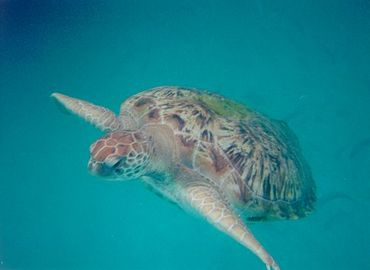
[{"x1": 120, "y1": 86, "x2": 316, "y2": 220}]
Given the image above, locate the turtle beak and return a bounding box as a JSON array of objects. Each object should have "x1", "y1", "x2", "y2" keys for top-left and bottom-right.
[{"x1": 88, "y1": 159, "x2": 114, "y2": 177}]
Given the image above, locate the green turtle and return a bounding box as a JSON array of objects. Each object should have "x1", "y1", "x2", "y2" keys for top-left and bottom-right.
[{"x1": 52, "y1": 86, "x2": 316, "y2": 270}]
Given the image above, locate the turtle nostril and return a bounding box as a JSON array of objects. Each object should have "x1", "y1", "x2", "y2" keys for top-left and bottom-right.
[{"x1": 88, "y1": 160, "x2": 97, "y2": 170}]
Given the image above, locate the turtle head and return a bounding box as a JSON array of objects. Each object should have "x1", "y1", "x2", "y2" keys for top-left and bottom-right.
[
  {"x1": 88, "y1": 131, "x2": 153, "y2": 180},
  {"x1": 51, "y1": 92, "x2": 153, "y2": 180}
]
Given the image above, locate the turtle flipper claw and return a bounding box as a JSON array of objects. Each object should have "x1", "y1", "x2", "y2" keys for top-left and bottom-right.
[{"x1": 266, "y1": 260, "x2": 280, "y2": 270}]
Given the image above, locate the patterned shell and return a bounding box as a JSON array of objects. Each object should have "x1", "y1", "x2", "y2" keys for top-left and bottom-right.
[{"x1": 120, "y1": 86, "x2": 316, "y2": 221}]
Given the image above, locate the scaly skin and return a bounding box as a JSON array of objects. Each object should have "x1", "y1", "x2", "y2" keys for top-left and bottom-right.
[
  {"x1": 185, "y1": 184, "x2": 280, "y2": 270},
  {"x1": 88, "y1": 131, "x2": 152, "y2": 179},
  {"x1": 52, "y1": 93, "x2": 123, "y2": 132},
  {"x1": 52, "y1": 87, "x2": 316, "y2": 270}
]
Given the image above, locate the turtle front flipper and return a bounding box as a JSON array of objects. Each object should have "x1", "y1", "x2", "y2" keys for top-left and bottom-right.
[
  {"x1": 176, "y1": 168, "x2": 280, "y2": 270},
  {"x1": 51, "y1": 93, "x2": 123, "y2": 132}
]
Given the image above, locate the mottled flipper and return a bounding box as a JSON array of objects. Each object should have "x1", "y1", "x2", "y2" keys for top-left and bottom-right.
[
  {"x1": 51, "y1": 93, "x2": 123, "y2": 132},
  {"x1": 177, "y1": 168, "x2": 280, "y2": 270}
]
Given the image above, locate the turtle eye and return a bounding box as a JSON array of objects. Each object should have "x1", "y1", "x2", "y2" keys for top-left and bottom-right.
[
  {"x1": 104, "y1": 156, "x2": 120, "y2": 167},
  {"x1": 114, "y1": 167, "x2": 124, "y2": 175},
  {"x1": 110, "y1": 157, "x2": 127, "y2": 169}
]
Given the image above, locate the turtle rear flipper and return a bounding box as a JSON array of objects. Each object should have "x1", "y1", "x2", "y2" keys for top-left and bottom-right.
[{"x1": 175, "y1": 165, "x2": 280, "y2": 270}]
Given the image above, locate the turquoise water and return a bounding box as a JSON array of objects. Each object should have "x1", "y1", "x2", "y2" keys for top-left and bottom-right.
[{"x1": 1, "y1": 1, "x2": 369, "y2": 269}]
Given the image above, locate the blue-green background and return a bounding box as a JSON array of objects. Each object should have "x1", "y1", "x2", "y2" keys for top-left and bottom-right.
[{"x1": 1, "y1": 1, "x2": 369, "y2": 269}]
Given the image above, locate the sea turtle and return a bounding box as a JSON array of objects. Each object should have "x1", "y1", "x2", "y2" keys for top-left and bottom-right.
[{"x1": 52, "y1": 86, "x2": 316, "y2": 270}]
